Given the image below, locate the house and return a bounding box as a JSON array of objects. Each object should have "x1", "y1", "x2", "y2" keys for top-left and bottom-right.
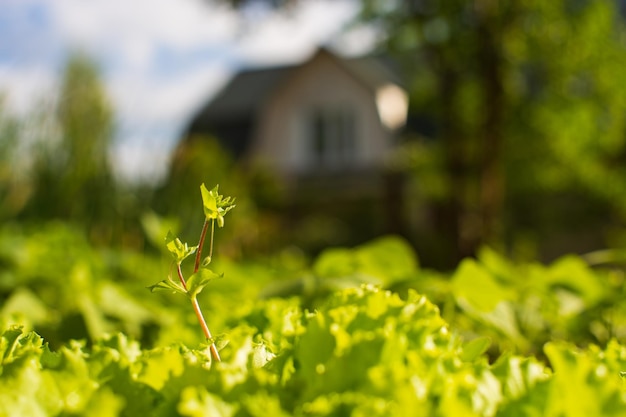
[
  {"x1": 184, "y1": 47, "x2": 409, "y2": 195},
  {"x1": 172, "y1": 47, "x2": 411, "y2": 250}
]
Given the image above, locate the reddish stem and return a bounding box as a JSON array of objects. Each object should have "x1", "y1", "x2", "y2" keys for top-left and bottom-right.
[
  {"x1": 194, "y1": 220, "x2": 210, "y2": 273},
  {"x1": 191, "y1": 297, "x2": 221, "y2": 362},
  {"x1": 179, "y1": 244, "x2": 221, "y2": 362},
  {"x1": 176, "y1": 263, "x2": 188, "y2": 290},
  {"x1": 208, "y1": 220, "x2": 215, "y2": 262}
]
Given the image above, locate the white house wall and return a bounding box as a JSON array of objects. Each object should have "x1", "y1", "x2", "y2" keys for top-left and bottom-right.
[{"x1": 250, "y1": 51, "x2": 392, "y2": 177}]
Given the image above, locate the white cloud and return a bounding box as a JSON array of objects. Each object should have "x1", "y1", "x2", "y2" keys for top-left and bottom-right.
[
  {"x1": 112, "y1": 135, "x2": 172, "y2": 183},
  {"x1": 0, "y1": 66, "x2": 56, "y2": 116},
  {"x1": 51, "y1": 0, "x2": 240, "y2": 72},
  {"x1": 237, "y1": 0, "x2": 360, "y2": 65},
  {"x1": 333, "y1": 23, "x2": 383, "y2": 57},
  {"x1": 109, "y1": 63, "x2": 232, "y2": 182},
  {"x1": 0, "y1": 0, "x2": 367, "y2": 183}
]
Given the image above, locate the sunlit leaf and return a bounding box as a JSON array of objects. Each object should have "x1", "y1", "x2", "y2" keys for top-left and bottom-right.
[
  {"x1": 545, "y1": 255, "x2": 605, "y2": 308},
  {"x1": 200, "y1": 183, "x2": 235, "y2": 227},
  {"x1": 186, "y1": 267, "x2": 222, "y2": 298},
  {"x1": 147, "y1": 278, "x2": 186, "y2": 295},
  {"x1": 140, "y1": 212, "x2": 179, "y2": 251},
  {"x1": 1, "y1": 325, "x2": 25, "y2": 362},
  {"x1": 164, "y1": 231, "x2": 197, "y2": 263},
  {"x1": 200, "y1": 183, "x2": 219, "y2": 220},
  {"x1": 460, "y1": 337, "x2": 491, "y2": 362},
  {"x1": 178, "y1": 386, "x2": 236, "y2": 417},
  {"x1": 451, "y1": 258, "x2": 516, "y2": 312}
]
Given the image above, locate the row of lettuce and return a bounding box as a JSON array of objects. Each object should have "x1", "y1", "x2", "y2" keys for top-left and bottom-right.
[
  {"x1": 3, "y1": 287, "x2": 626, "y2": 416},
  {"x1": 1, "y1": 222, "x2": 626, "y2": 415}
]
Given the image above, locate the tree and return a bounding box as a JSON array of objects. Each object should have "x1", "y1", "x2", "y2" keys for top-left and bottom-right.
[
  {"x1": 362, "y1": 0, "x2": 626, "y2": 263},
  {"x1": 0, "y1": 95, "x2": 27, "y2": 219},
  {"x1": 58, "y1": 53, "x2": 114, "y2": 206},
  {"x1": 25, "y1": 53, "x2": 117, "y2": 238},
  {"x1": 212, "y1": 0, "x2": 626, "y2": 263}
]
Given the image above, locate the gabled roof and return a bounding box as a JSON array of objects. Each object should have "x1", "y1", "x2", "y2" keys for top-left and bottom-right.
[
  {"x1": 184, "y1": 47, "x2": 405, "y2": 158},
  {"x1": 185, "y1": 64, "x2": 296, "y2": 157},
  {"x1": 193, "y1": 65, "x2": 294, "y2": 124},
  {"x1": 342, "y1": 53, "x2": 406, "y2": 91}
]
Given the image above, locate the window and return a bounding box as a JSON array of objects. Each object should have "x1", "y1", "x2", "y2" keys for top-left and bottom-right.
[{"x1": 309, "y1": 106, "x2": 357, "y2": 169}]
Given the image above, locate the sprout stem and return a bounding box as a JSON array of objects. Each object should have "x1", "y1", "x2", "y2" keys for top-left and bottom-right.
[
  {"x1": 194, "y1": 220, "x2": 210, "y2": 273},
  {"x1": 191, "y1": 297, "x2": 221, "y2": 362},
  {"x1": 208, "y1": 219, "x2": 215, "y2": 261},
  {"x1": 178, "y1": 261, "x2": 221, "y2": 362},
  {"x1": 190, "y1": 219, "x2": 220, "y2": 362},
  {"x1": 176, "y1": 263, "x2": 187, "y2": 290}
]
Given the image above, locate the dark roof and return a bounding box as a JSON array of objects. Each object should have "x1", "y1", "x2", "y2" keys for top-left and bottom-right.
[
  {"x1": 194, "y1": 65, "x2": 295, "y2": 124},
  {"x1": 185, "y1": 65, "x2": 296, "y2": 157},
  {"x1": 342, "y1": 54, "x2": 406, "y2": 90},
  {"x1": 184, "y1": 48, "x2": 405, "y2": 158}
]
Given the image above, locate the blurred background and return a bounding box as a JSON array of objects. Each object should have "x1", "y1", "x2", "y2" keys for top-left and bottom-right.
[{"x1": 2, "y1": 0, "x2": 626, "y2": 269}]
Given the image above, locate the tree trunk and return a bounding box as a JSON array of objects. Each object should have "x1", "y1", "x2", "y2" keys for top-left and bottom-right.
[
  {"x1": 438, "y1": 66, "x2": 469, "y2": 263},
  {"x1": 477, "y1": 0, "x2": 506, "y2": 250}
]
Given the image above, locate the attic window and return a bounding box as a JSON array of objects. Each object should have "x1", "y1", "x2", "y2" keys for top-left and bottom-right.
[{"x1": 309, "y1": 107, "x2": 357, "y2": 169}]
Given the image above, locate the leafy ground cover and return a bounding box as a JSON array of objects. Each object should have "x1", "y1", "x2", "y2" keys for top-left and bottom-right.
[
  {"x1": 1, "y1": 208, "x2": 626, "y2": 415},
  {"x1": 2, "y1": 286, "x2": 626, "y2": 416}
]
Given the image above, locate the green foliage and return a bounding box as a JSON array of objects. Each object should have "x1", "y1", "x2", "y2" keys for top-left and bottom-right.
[
  {"x1": 0, "y1": 223, "x2": 165, "y2": 347},
  {"x1": 148, "y1": 184, "x2": 235, "y2": 362},
  {"x1": 2, "y1": 284, "x2": 626, "y2": 416},
  {"x1": 200, "y1": 183, "x2": 236, "y2": 228},
  {"x1": 2, "y1": 189, "x2": 626, "y2": 415},
  {"x1": 164, "y1": 231, "x2": 197, "y2": 264},
  {"x1": 0, "y1": 96, "x2": 27, "y2": 220},
  {"x1": 24, "y1": 53, "x2": 117, "y2": 229},
  {"x1": 395, "y1": 246, "x2": 626, "y2": 356},
  {"x1": 146, "y1": 277, "x2": 187, "y2": 296},
  {"x1": 364, "y1": 0, "x2": 626, "y2": 261},
  {"x1": 57, "y1": 53, "x2": 113, "y2": 185},
  {"x1": 153, "y1": 138, "x2": 250, "y2": 245},
  {"x1": 542, "y1": 341, "x2": 626, "y2": 416},
  {"x1": 261, "y1": 236, "x2": 418, "y2": 307}
]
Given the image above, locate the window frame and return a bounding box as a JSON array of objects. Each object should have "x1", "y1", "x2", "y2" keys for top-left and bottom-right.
[{"x1": 307, "y1": 105, "x2": 358, "y2": 170}]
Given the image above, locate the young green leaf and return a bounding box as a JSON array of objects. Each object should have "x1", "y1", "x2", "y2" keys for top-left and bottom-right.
[
  {"x1": 186, "y1": 267, "x2": 223, "y2": 299},
  {"x1": 200, "y1": 183, "x2": 235, "y2": 228},
  {"x1": 201, "y1": 183, "x2": 219, "y2": 220},
  {"x1": 165, "y1": 231, "x2": 197, "y2": 263},
  {"x1": 147, "y1": 278, "x2": 187, "y2": 295},
  {"x1": 1, "y1": 326, "x2": 25, "y2": 362},
  {"x1": 460, "y1": 337, "x2": 491, "y2": 361}
]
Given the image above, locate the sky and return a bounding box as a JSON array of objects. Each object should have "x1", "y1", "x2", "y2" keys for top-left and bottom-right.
[{"x1": 0, "y1": 0, "x2": 378, "y2": 182}]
